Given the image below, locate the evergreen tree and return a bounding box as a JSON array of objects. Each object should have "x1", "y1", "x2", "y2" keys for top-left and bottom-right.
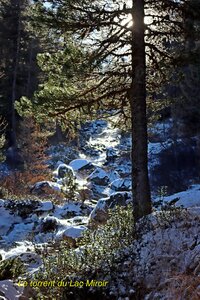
[
  {"x1": 21, "y1": 0, "x2": 199, "y2": 220},
  {"x1": 0, "y1": 0, "x2": 41, "y2": 157}
]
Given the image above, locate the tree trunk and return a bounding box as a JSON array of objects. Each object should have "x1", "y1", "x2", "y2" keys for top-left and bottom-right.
[
  {"x1": 26, "y1": 39, "x2": 33, "y2": 97},
  {"x1": 131, "y1": 0, "x2": 151, "y2": 221},
  {"x1": 11, "y1": 0, "x2": 21, "y2": 148}
]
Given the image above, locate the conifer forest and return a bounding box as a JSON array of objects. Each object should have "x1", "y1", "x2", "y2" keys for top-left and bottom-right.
[{"x1": 0, "y1": 1, "x2": 200, "y2": 299}]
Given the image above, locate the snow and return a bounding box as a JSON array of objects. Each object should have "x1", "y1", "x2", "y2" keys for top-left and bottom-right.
[
  {"x1": 68, "y1": 216, "x2": 89, "y2": 225},
  {"x1": 132, "y1": 209, "x2": 200, "y2": 296},
  {"x1": 1, "y1": 117, "x2": 200, "y2": 299},
  {"x1": 18, "y1": 252, "x2": 43, "y2": 273},
  {"x1": 3, "y1": 223, "x2": 35, "y2": 245},
  {"x1": 110, "y1": 178, "x2": 131, "y2": 191},
  {"x1": 54, "y1": 201, "x2": 82, "y2": 218},
  {"x1": 88, "y1": 168, "x2": 108, "y2": 180},
  {"x1": 108, "y1": 170, "x2": 121, "y2": 182},
  {"x1": 0, "y1": 242, "x2": 34, "y2": 261},
  {"x1": 148, "y1": 140, "x2": 173, "y2": 168},
  {"x1": 160, "y1": 184, "x2": 200, "y2": 208},
  {"x1": 149, "y1": 118, "x2": 173, "y2": 139},
  {"x1": 60, "y1": 225, "x2": 87, "y2": 239},
  {"x1": 0, "y1": 201, "x2": 22, "y2": 235},
  {"x1": 36, "y1": 200, "x2": 54, "y2": 212},
  {"x1": 69, "y1": 159, "x2": 91, "y2": 171}
]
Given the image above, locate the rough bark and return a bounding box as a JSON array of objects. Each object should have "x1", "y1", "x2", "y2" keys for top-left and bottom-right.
[
  {"x1": 11, "y1": 0, "x2": 21, "y2": 149},
  {"x1": 131, "y1": 0, "x2": 151, "y2": 221}
]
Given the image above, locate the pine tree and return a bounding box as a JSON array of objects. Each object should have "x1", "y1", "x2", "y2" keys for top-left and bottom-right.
[
  {"x1": 0, "y1": 0, "x2": 41, "y2": 158},
  {"x1": 22, "y1": 0, "x2": 199, "y2": 220}
]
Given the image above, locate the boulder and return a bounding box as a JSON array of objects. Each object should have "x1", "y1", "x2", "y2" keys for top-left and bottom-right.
[
  {"x1": 54, "y1": 163, "x2": 75, "y2": 179},
  {"x1": 106, "y1": 147, "x2": 118, "y2": 162},
  {"x1": 89, "y1": 191, "x2": 132, "y2": 225},
  {"x1": 77, "y1": 187, "x2": 94, "y2": 202},
  {"x1": 0, "y1": 280, "x2": 23, "y2": 300},
  {"x1": 60, "y1": 225, "x2": 87, "y2": 247},
  {"x1": 87, "y1": 167, "x2": 109, "y2": 186},
  {"x1": 36, "y1": 201, "x2": 54, "y2": 212},
  {"x1": 62, "y1": 225, "x2": 87, "y2": 239},
  {"x1": 69, "y1": 159, "x2": 92, "y2": 171},
  {"x1": 110, "y1": 178, "x2": 131, "y2": 192},
  {"x1": 30, "y1": 181, "x2": 61, "y2": 197},
  {"x1": 39, "y1": 216, "x2": 59, "y2": 233},
  {"x1": 108, "y1": 170, "x2": 120, "y2": 182}
]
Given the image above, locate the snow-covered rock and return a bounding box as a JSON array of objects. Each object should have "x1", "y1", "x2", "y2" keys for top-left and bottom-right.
[
  {"x1": 36, "y1": 200, "x2": 54, "y2": 212},
  {"x1": 87, "y1": 167, "x2": 110, "y2": 186},
  {"x1": 56, "y1": 225, "x2": 87, "y2": 247},
  {"x1": 0, "y1": 280, "x2": 24, "y2": 300},
  {"x1": 159, "y1": 184, "x2": 200, "y2": 208},
  {"x1": 106, "y1": 147, "x2": 118, "y2": 162},
  {"x1": 54, "y1": 163, "x2": 75, "y2": 178},
  {"x1": 62, "y1": 225, "x2": 87, "y2": 239},
  {"x1": 69, "y1": 159, "x2": 92, "y2": 171},
  {"x1": 108, "y1": 170, "x2": 121, "y2": 182},
  {"x1": 39, "y1": 216, "x2": 59, "y2": 233},
  {"x1": 89, "y1": 192, "x2": 132, "y2": 225},
  {"x1": 132, "y1": 209, "x2": 200, "y2": 299},
  {"x1": 30, "y1": 181, "x2": 62, "y2": 196},
  {"x1": 54, "y1": 201, "x2": 83, "y2": 218},
  {"x1": 3, "y1": 222, "x2": 35, "y2": 245},
  {"x1": 110, "y1": 178, "x2": 131, "y2": 191},
  {"x1": 0, "y1": 200, "x2": 22, "y2": 235},
  {"x1": 68, "y1": 216, "x2": 89, "y2": 226}
]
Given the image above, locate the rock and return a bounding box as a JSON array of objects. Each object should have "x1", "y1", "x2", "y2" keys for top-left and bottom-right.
[
  {"x1": 69, "y1": 159, "x2": 92, "y2": 171},
  {"x1": 0, "y1": 280, "x2": 23, "y2": 300},
  {"x1": 30, "y1": 181, "x2": 61, "y2": 197},
  {"x1": 62, "y1": 225, "x2": 87, "y2": 239},
  {"x1": 106, "y1": 147, "x2": 118, "y2": 162},
  {"x1": 36, "y1": 201, "x2": 54, "y2": 212},
  {"x1": 110, "y1": 178, "x2": 131, "y2": 192},
  {"x1": 4, "y1": 199, "x2": 39, "y2": 219},
  {"x1": 19, "y1": 285, "x2": 37, "y2": 300},
  {"x1": 39, "y1": 216, "x2": 59, "y2": 233},
  {"x1": 68, "y1": 216, "x2": 89, "y2": 226},
  {"x1": 108, "y1": 170, "x2": 120, "y2": 182},
  {"x1": 107, "y1": 191, "x2": 132, "y2": 208},
  {"x1": 0, "y1": 201, "x2": 22, "y2": 235},
  {"x1": 89, "y1": 198, "x2": 109, "y2": 225},
  {"x1": 54, "y1": 201, "x2": 82, "y2": 218},
  {"x1": 61, "y1": 225, "x2": 87, "y2": 247},
  {"x1": 53, "y1": 164, "x2": 77, "y2": 190},
  {"x1": 87, "y1": 167, "x2": 109, "y2": 186},
  {"x1": 18, "y1": 252, "x2": 42, "y2": 272},
  {"x1": 77, "y1": 187, "x2": 94, "y2": 202},
  {"x1": 55, "y1": 163, "x2": 75, "y2": 179},
  {"x1": 89, "y1": 192, "x2": 132, "y2": 225},
  {"x1": 4, "y1": 223, "x2": 35, "y2": 245}
]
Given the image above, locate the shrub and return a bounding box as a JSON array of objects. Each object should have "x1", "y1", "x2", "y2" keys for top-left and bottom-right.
[
  {"x1": 0, "y1": 258, "x2": 25, "y2": 280},
  {"x1": 30, "y1": 205, "x2": 135, "y2": 299},
  {"x1": 0, "y1": 117, "x2": 51, "y2": 197},
  {"x1": 167, "y1": 274, "x2": 200, "y2": 300}
]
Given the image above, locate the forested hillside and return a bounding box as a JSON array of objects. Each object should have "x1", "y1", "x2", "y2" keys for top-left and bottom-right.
[{"x1": 0, "y1": 1, "x2": 200, "y2": 299}]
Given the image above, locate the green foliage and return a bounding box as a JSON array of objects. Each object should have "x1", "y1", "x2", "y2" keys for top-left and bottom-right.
[
  {"x1": 156, "y1": 204, "x2": 188, "y2": 229},
  {"x1": 32, "y1": 205, "x2": 134, "y2": 299},
  {"x1": 0, "y1": 258, "x2": 25, "y2": 280},
  {"x1": 61, "y1": 176, "x2": 78, "y2": 201},
  {"x1": 0, "y1": 0, "x2": 40, "y2": 129}
]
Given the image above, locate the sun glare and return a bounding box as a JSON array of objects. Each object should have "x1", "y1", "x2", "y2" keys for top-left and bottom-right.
[{"x1": 120, "y1": 0, "x2": 153, "y2": 27}]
